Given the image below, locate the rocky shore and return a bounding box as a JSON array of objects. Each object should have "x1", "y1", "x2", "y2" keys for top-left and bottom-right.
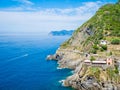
[
  {"x1": 47, "y1": 2, "x2": 120, "y2": 90},
  {"x1": 47, "y1": 47, "x2": 120, "y2": 90}
]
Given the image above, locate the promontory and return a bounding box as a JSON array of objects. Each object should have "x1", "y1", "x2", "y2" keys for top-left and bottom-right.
[{"x1": 47, "y1": 2, "x2": 120, "y2": 90}]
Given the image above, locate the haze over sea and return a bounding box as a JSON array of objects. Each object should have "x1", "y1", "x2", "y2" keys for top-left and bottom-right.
[{"x1": 0, "y1": 33, "x2": 72, "y2": 90}]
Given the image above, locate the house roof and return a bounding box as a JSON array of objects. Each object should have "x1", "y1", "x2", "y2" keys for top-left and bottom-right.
[{"x1": 84, "y1": 60, "x2": 106, "y2": 64}]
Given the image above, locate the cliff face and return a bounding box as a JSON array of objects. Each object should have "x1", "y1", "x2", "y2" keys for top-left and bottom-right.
[
  {"x1": 53, "y1": 3, "x2": 120, "y2": 90},
  {"x1": 59, "y1": 3, "x2": 120, "y2": 52},
  {"x1": 55, "y1": 3, "x2": 120, "y2": 68}
]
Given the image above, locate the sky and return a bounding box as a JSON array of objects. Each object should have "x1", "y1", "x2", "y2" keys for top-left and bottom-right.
[{"x1": 0, "y1": 0, "x2": 117, "y2": 33}]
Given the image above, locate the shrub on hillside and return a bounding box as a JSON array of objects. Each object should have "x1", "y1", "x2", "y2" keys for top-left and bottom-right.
[
  {"x1": 90, "y1": 49, "x2": 97, "y2": 54},
  {"x1": 100, "y1": 47, "x2": 104, "y2": 52},
  {"x1": 101, "y1": 45, "x2": 107, "y2": 50},
  {"x1": 111, "y1": 38, "x2": 120, "y2": 44},
  {"x1": 92, "y1": 44, "x2": 99, "y2": 50}
]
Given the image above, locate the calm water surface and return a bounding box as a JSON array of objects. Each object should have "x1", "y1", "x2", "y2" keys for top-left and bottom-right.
[{"x1": 0, "y1": 33, "x2": 73, "y2": 90}]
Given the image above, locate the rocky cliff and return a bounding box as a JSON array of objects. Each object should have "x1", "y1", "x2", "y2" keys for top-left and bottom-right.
[
  {"x1": 60, "y1": 3, "x2": 120, "y2": 52},
  {"x1": 48, "y1": 2, "x2": 120, "y2": 90}
]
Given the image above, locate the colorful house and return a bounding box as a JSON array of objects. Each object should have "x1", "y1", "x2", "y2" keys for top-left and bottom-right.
[{"x1": 106, "y1": 58, "x2": 113, "y2": 65}]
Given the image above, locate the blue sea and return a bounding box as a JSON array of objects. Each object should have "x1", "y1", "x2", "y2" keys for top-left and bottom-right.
[{"x1": 0, "y1": 33, "x2": 73, "y2": 90}]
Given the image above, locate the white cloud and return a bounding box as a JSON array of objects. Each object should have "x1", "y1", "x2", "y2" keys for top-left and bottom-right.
[
  {"x1": 21, "y1": 0, "x2": 34, "y2": 5},
  {"x1": 12, "y1": 0, "x2": 34, "y2": 6},
  {"x1": 0, "y1": 1, "x2": 105, "y2": 33}
]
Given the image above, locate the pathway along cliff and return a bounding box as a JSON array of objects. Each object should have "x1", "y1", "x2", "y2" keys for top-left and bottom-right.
[{"x1": 47, "y1": 2, "x2": 120, "y2": 90}]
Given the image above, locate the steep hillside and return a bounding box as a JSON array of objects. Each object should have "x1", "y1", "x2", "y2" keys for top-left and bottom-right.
[
  {"x1": 60, "y1": 3, "x2": 120, "y2": 53},
  {"x1": 53, "y1": 3, "x2": 120, "y2": 90},
  {"x1": 47, "y1": 2, "x2": 120, "y2": 90}
]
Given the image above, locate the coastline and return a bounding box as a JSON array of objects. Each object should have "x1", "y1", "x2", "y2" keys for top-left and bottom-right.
[
  {"x1": 47, "y1": 47, "x2": 120, "y2": 90},
  {"x1": 47, "y1": 48, "x2": 84, "y2": 89},
  {"x1": 46, "y1": 3, "x2": 120, "y2": 90}
]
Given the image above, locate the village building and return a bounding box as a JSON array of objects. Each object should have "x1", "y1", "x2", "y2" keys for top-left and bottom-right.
[
  {"x1": 106, "y1": 58, "x2": 113, "y2": 65},
  {"x1": 84, "y1": 60, "x2": 106, "y2": 66},
  {"x1": 100, "y1": 40, "x2": 107, "y2": 45},
  {"x1": 84, "y1": 58, "x2": 113, "y2": 67}
]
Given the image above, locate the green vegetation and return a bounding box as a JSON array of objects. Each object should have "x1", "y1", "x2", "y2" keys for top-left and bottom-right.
[
  {"x1": 101, "y1": 45, "x2": 107, "y2": 50},
  {"x1": 92, "y1": 44, "x2": 99, "y2": 50},
  {"x1": 106, "y1": 66, "x2": 120, "y2": 83},
  {"x1": 111, "y1": 38, "x2": 120, "y2": 44},
  {"x1": 114, "y1": 66, "x2": 119, "y2": 74},
  {"x1": 60, "y1": 3, "x2": 120, "y2": 54},
  {"x1": 100, "y1": 47, "x2": 104, "y2": 52},
  {"x1": 58, "y1": 1, "x2": 120, "y2": 87},
  {"x1": 80, "y1": 3, "x2": 120, "y2": 51},
  {"x1": 61, "y1": 39, "x2": 70, "y2": 48},
  {"x1": 90, "y1": 56, "x2": 96, "y2": 61},
  {"x1": 90, "y1": 67, "x2": 100, "y2": 80},
  {"x1": 90, "y1": 49, "x2": 97, "y2": 54},
  {"x1": 109, "y1": 51, "x2": 113, "y2": 56},
  {"x1": 90, "y1": 44, "x2": 99, "y2": 54},
  {"x1": 106, "y1": 68, "x2": 115, "y2": 81},
  {"x1": 90, "y1": 44, "x2": 107, "y2": 54}
]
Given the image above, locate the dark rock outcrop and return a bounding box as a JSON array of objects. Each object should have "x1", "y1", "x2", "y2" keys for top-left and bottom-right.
[{"x1": 46, "y1": 54, "x2": 62, "y2": 60}]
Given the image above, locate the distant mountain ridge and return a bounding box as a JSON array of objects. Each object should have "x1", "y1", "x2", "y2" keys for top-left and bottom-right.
[{"x1": 49, "y1": 30, "x2": 74, "y2": 36}]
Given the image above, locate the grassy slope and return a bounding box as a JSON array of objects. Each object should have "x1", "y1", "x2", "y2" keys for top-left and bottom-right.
[{"x1": 61, "y1": 3, "x2": 120, "y2": 53}]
